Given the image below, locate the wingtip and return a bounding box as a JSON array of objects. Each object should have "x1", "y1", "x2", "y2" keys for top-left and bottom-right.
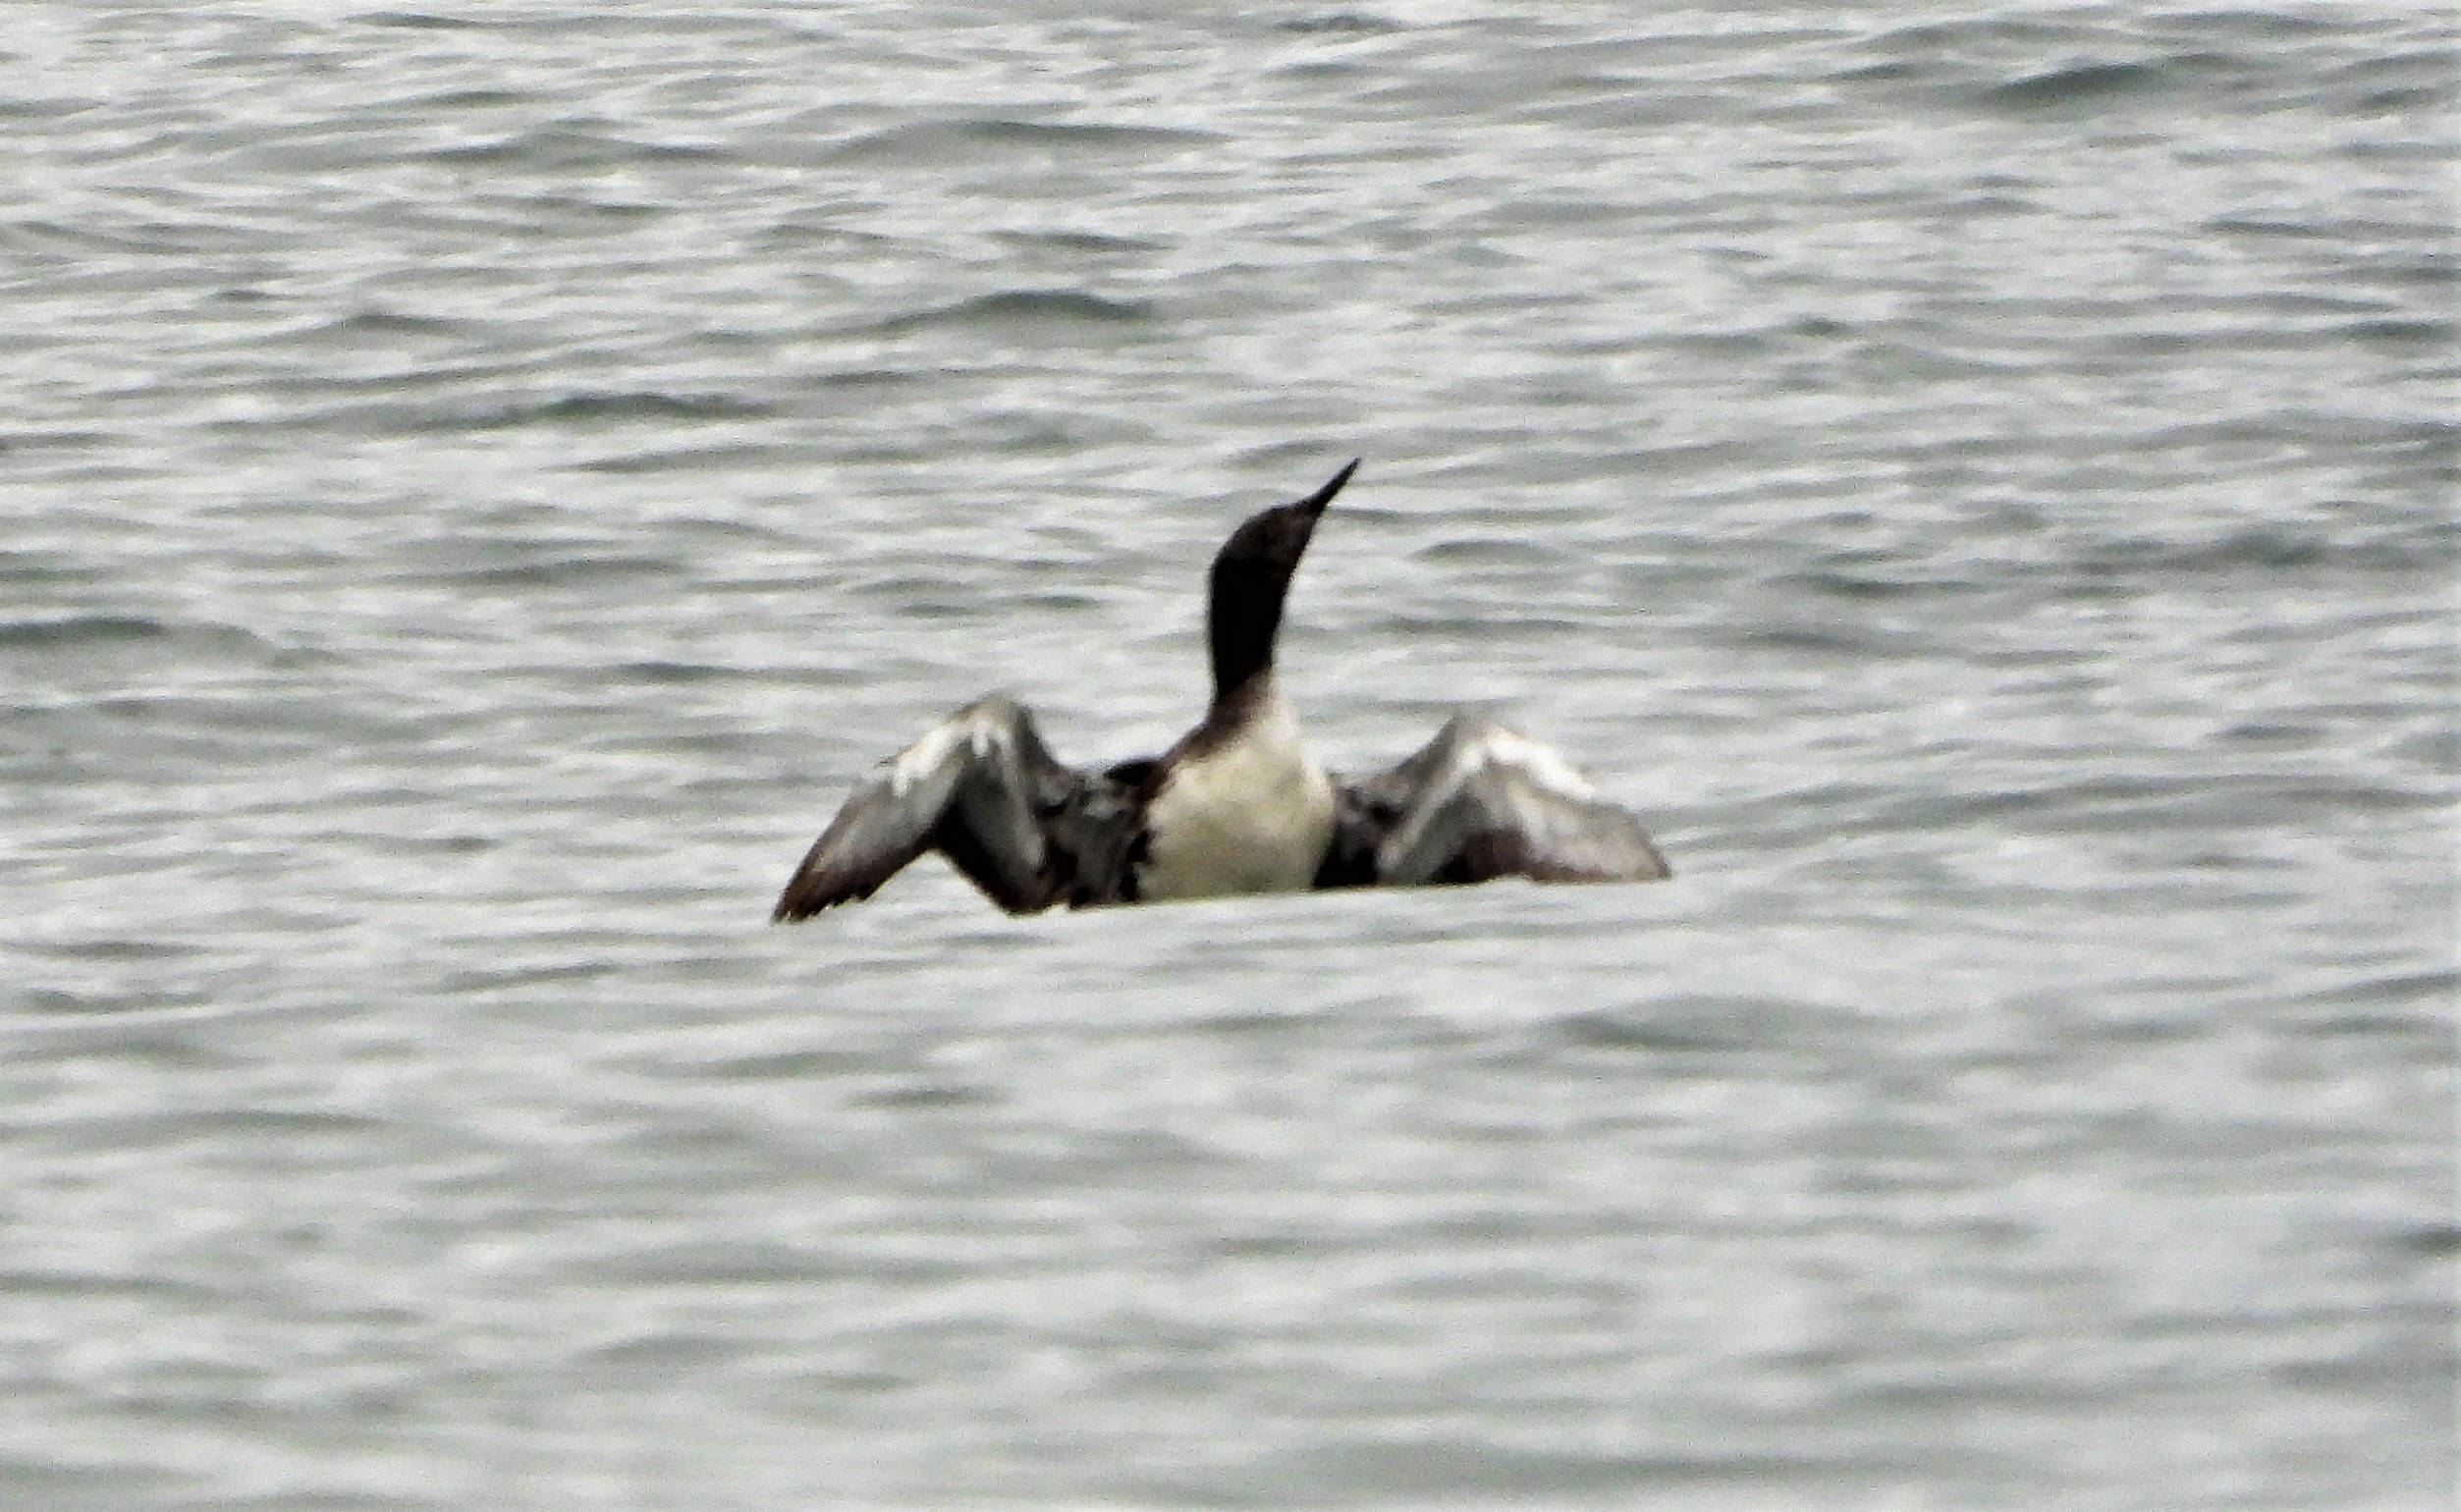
[
  {"x1": 769, "y1": 888, "x2": 813, "y2": 925},
  {"x1": 770, "y1": 849, "x2": 854, "y2": 923},
  {"x1": 771, "y1": 880, "x2": 855, "y2": 924}
]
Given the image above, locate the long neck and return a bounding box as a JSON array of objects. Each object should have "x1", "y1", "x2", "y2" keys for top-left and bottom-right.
[{"x1": 1206, "y1": 556, "x2": 1288, "y2": 706}]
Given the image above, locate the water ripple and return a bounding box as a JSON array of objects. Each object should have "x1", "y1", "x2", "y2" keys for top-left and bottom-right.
[{"x1": 2, "y1": 3, "x2": 2448, "y2": 1507}]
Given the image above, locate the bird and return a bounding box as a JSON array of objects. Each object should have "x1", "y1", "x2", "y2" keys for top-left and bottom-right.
[{"x1": 770, "y1": 459, "x2": 1669, "y2": 921}]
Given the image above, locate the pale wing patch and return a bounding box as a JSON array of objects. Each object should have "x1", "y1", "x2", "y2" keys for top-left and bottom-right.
[
  {"x1": 886, "y1": 720, "x2": 967, "y2": 798},
  {"x1": 884, "y1": 697, "x2": 1016, "y2": 797},
  {"x1": 1475, "y1": 725, "x2": 1598, "y2": 800}
]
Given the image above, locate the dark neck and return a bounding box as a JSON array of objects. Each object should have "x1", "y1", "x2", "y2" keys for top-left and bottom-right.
[{"x1": 1206, "y1": 556, "x2": 1287, "y2": 706}]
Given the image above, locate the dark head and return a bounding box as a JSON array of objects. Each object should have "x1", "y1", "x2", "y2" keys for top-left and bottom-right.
[{"x1": 1205, "y1": 459, "x2": 1359, "y2": 702}]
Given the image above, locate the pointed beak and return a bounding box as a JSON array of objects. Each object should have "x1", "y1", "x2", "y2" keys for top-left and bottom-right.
[{"x1": 1295, "y1": 458, "x2": 1361, "y2": 516}]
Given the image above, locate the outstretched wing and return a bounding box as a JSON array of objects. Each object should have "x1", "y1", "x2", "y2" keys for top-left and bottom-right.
[
  {"x1": 1326, "y1": 715, "x2": 1670, "y2": 889},
  {"x1": 772, "y1": 695, "x2": 1092, "y2": 920}
]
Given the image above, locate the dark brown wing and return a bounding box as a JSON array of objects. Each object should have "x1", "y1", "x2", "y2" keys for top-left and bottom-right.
[
  {"x1": 772, "y1": 695, "x2": 1091, "y2": 920},
  {"x1": 1332, "y1": 715, "x2": 1669, "y2": 889}
]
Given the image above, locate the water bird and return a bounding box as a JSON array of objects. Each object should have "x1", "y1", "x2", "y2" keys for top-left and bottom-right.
[{"x1": 771, "y1": 459, "x2": 1669, "y2": 920}]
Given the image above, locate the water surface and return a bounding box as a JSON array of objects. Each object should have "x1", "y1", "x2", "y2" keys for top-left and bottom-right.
[{"x1": 3, "y1": 3, "x2": 2453, "y2": 1508}]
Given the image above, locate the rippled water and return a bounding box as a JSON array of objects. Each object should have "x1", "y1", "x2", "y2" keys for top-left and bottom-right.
[{"x1": 4, "y1": 3, "x2": 2455, "y2": 1508}]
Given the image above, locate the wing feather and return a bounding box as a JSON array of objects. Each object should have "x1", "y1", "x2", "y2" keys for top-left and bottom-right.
[
  {"x1": 1343, "y1": 716, "x2": 1669, "y2": 889},
  {"x1": 771, "y1": 695, "x2": 1082, "y2": 920}
]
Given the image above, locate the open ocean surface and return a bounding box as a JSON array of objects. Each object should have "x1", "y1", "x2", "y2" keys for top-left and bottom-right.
[{"x1": 3, "y1": 3, "x2": 2455, "y2": 1508}]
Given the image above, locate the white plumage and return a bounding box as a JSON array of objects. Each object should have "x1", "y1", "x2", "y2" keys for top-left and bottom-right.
[{"x1": 1136, "y1": 683, "x2": 1337, "y2": 901}]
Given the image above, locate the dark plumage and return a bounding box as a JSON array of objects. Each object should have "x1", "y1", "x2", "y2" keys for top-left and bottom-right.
[{"x1": 771, "y1": 460, "x2": 1668, "y2": 921}]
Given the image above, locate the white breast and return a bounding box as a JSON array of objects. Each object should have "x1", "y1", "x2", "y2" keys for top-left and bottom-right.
[{"x1": 1137, "y1": 687, "x2": 1336, "y2": 902}]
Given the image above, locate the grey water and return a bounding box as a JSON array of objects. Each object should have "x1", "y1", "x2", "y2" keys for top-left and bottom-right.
[{"x1": 3, "y1": 2, "x2": 2454, "y2": 1508}]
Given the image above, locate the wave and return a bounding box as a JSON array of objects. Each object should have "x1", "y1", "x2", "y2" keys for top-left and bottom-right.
[
  {"x1": 861, "y1": 289, "x2": 1157, "y2": 338},
  {"x1": 234, "y1": 388, "x2": 778, "y2": 437},
  {"x1": 832, "y1": 116, "x2": 1219, "y2": 166},
  {"x1": 421, "y1": 125, "x2": 731, "y2": 171},
  {"x1": 0, "y1": 615, "x2": 284, "y2": 658}
]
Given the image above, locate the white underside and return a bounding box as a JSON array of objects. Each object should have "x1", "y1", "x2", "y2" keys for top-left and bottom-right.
[{"x1": 1137, "y1": 688, "x2": 1336, "y2": 902}]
